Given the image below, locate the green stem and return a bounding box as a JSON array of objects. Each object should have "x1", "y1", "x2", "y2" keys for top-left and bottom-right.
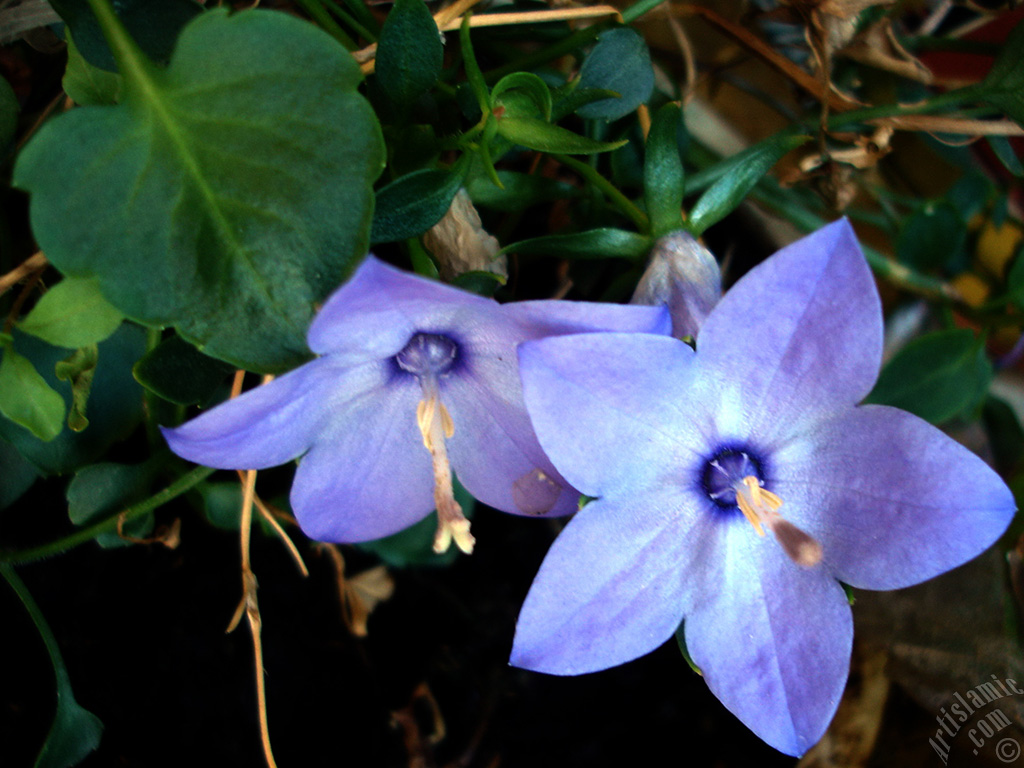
[
  {"x1": 826, "y1": 84, "x2": 987, "y2": 130},
  {"x1": 321, "y1": 0, "x2": 377, "y2": 42},
  {"x1": 621, "y1": 0, "x2": 669, "y2": 23},
  {"x1": 0, "y1": 464, "x2": 216, "y2": 565},
  {"x1": 294, "y1": 0, "x2": 358, "y2": 50},
  {"x1": 554, "y1": 154, "x2": 650, "y2": 233},
  {"x1": 1, "y1": 563, "x2": 71, "y2": 688}
]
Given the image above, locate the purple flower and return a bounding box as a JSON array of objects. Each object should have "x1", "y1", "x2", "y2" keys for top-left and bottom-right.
[
  {"x1": 511, "y1": 220, "x2": 1016, "y2": 755},
  {"x1": 162, "y1": 256, "x2": 669, "y2": 553}
]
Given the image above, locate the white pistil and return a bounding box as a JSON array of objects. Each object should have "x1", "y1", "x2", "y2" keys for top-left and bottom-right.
[
  {"x1": 416, "y1": 384, "x2": 475, "y2": 555},
  {"x1": 735, "y1": 476, "x2": 822, "y2": 568}
]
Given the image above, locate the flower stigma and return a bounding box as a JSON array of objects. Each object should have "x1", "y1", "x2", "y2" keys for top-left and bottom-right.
[
  {"x1": 704, "y1": 449, "x2": 822, "y2": 568},
  {"x1": 397, "y1": 333, "x2": 475, "y2": 555}
]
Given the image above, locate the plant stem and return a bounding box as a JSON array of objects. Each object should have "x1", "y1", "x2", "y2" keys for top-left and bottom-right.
[
  {"x1": 554, "y1": 154, "x2": 650, "y2": 232},
  {"x1": 0, "y1": 464, "x2": 215, "y2": 564}
]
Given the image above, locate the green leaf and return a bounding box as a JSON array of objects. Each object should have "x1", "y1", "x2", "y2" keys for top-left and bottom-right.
[
  {"x1": 370, "y1": 167, "x2": 464, "y2": 243},
  {"x1": 48, "y1": 0, "x2": 203, "y2": 72},
  {"x1": 979, "y1": 20, "x2": 1024, "y2": 126},
  {"x1": 55, "y1": 346, "x2": 99, "y2": 432},
  {"x1": 0, "y1": 327, "x2": 146, "y2": 475},
  {"x1": 451, "y1": 270, "x2": 505, "y2": 296},
  {"x1": 644, "y1": 103, "x2": 685, "y2": 237},
  {"x1": 982, "y1": 395, "x2": 1024, "y2": 473},
  {"x1": 503, "y1": 228, "x2": 651, "y2": 260},
  {"x1": 865, "y1": 328, "x2": 993, "y2": 424},
  {"x1": 895, "y1": 201, "x2": 967, "y2": 271},
  {"x1": 576, "y1": 28, "x2": 653, "y2": 121},
  {"x1": 63, "y1": 31, "x2": 123, "y2": 106},
  {"x1": 459, "y1": 15, "x2": 490, "y2": 114},
  {"x1": 0, "y1": 346, "x2": 66, "y2": 442},
  {"x1": 375, "y1": 0, "x2": 443, "y2": 109},
  {"x1": 0, "y1": 74, "x2": 19, "y2": 149},
  {"x1": 687, "y1": 133, "x2": 809, "y2": 235},
  {"x1": 34, "y1": 682, "x2": 104, "y2": 768},
  {"x1": 492, "y1": 72, "x2": 552, "y2": 121},
  {"x1": 133, "y1": 334, "x2": 235, "y2": 406},
  {"x1": 987, "y1": 135, "x2": 1024, "y2": 177},
  {"x1": 67, "y1": 458, "x2": 161, "y2": 546},
  {"x1": 466, "y1": 169, "x2": 578, "y2": 211},
  {"x1": 198, "y1": 481, "x2": 243, "y2": 530},
  {"x1": 15, "y1": 8, "x2": 385, "y2": 373},
  {"x1": 0, "y1": 438, "x2": 40, "y2": 510},
  {"x1": 18, "y1": 277, "x2": 124, "y2": 348},
  {"x1": 496, "y1": 116, "x2": 627, "y2": 154}
]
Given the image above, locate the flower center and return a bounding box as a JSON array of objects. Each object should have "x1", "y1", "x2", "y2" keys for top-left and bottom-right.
[
  {"x1": 395, "y1": 333, "x2": 458, "y2": 377},
  {"x1": 702, "y1": 448, "x2": 821, "y2": 568},
  {"x1": 396, "y1": 332, "x2": 474, "y2": 555}
]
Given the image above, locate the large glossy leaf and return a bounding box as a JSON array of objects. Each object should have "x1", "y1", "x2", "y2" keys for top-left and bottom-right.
[
  {"x1": 865, "y1": 328, "x2": 993, "y2": 424},
  {"x1": 15, "y1": 8, "x2": 385, "y2": 373}
]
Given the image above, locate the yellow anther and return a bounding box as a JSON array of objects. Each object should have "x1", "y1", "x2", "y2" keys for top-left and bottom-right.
[{"x1": 735, "y1": 475, "x2": 822, "y2": 568}]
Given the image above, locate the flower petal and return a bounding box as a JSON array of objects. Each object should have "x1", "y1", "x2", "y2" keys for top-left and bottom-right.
[
  {"x1": 774, "y1": 404, "x2": 1016, "y2": 590},
  {"x1": 161, "y1": 358, "x2": 343, "y2": 469},
  {"x1": 444, "y1": 364, "x2": 578, "y2": 517},
  {"x1": 696, "y1": 219, "x2": 883, "y2": 441},
  {"x1": 289, "y1": 375, "x2": 435, "y2": 542},
  {"x1": 510, "y1": 486, "x2": 717, "y2": 675},
  {"x1": 502, "y1": 299, "x2": 671, "y2": 339},
  {"x1": 685, "y1": 534, "x2": 852, "y2": 756},
  {"x1": 518, "y1": 333, "x2": 702, "y2": 497},
  {"x1": 307, "y1": 256, "x2": 498, "y2": 359}
]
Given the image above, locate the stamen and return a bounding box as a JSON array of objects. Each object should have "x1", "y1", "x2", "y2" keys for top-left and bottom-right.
[
  {"x1": 416, "y1": 387, "x2": 474, "y2": 555},
  {"x1": 735, "y1": 475, "x2": 821, "y2": 568}
]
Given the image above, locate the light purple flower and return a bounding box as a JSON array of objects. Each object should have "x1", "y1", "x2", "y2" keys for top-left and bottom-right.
[
  {"x1": 511, "y1": 219, "x2": 1016, "y2": 755},
  {"x1": 162, "y1": 256, "x2": 670, "y2": 553}
]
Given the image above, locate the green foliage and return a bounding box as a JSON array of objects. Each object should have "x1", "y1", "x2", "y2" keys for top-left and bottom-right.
[
  {"x1": 371, "y1": 167, "x2": 465, "y2": 243},
  {"x1": 865, "y1": 329, "x2": 993, "y2": 424},
  {"x1": 492, "y1": 72, "x2": 553, "y2": 121},
  {"x1": 63, "y1": 33, "x2": 122, "y2": 106},
  {"x1": 576, "y1": 28, "x2": 653, "y2": 120},
  {"x1": 0, "y1": 327, "x2": 146, "y2": 475},
  {"x1": 895, "y1": 202, "x2": 967, "y2": 271},
  {"x1": 687, "y1": 133, "x2": 809, "y2": 235},
  {"x1": 15, "y1": 8, "x2": 385, "y2": 373},
  {"x1": 55, "y1": 346, "x2": 99, "y2": 432},
  {"x1": 375, "y1": 0, "x2": 443, "y2": 112},
  {"x1": 18, "y1": 277, "x2": 124, "y2": 349},
  {"x1": 133, "y1": 334, "x2": 235, "y2": 406},
  {"x1": 979, "y1": 20, "x2": 1024, "y2": 126},
  {"x1": 0, "y1": 344, "x2": 65, "y2": 442},
  {"x1": 467, "y1": 169, "x2": 578, "y2": 210},
  {"x1": 496, "y1": 117, "x2": 627, "y2": 154},
  {"x1": 644, "y1": 103, "x2": 685, "y2": 237},
  {"x1": 504, "y1": 228, "x2": 651, "y2": 259},
  {"x1": 0, "y1": 74, "x2": 19, "y2": 150},
  {"x1": 48, "y1": 0, "x2": 203, "y2": 71},
  {"x1": 67, "y1": 459, "x2": 162, "y2": 546}
]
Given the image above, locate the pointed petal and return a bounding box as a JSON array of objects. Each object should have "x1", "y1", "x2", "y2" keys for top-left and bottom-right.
[
  {"x1": 290, "y1": 375, "x2": 435, "y2": 542},
  {"x1": 161, "y1": 358, "x2": 344, "y2": 469},
  {"x1": 308, "y1": 256, "x2": 498, "y2": 359},
  {"x1": 444, "y1": 364, "x2": 577, "y2": 517},
  {"x1": 518, "y1": 333, "x2": 702, "y2": 497},
  {"x1": 502, "y1": 299, "x2": 671, "y2": 338},
  {"x1": 773, "y1": 404, "x2": 1016, "y2": 590},
  {"x1": 685, "y1": 534, "x2": 852, "y2": 756},
  {"x1": 511, "y1": 487, "x2": 718, "y2": 675},
  {"x1": 696, "y1": 219, "x2": 883, "y2": 441}
]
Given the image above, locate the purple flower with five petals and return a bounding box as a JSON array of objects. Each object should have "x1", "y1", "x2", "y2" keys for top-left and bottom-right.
[
  {"x1": 162, "y1": 256, "x2": 669, "y2": 553},
  {"x1": 511, "y1": 220, "x2": 1016, "y2": 755}
]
